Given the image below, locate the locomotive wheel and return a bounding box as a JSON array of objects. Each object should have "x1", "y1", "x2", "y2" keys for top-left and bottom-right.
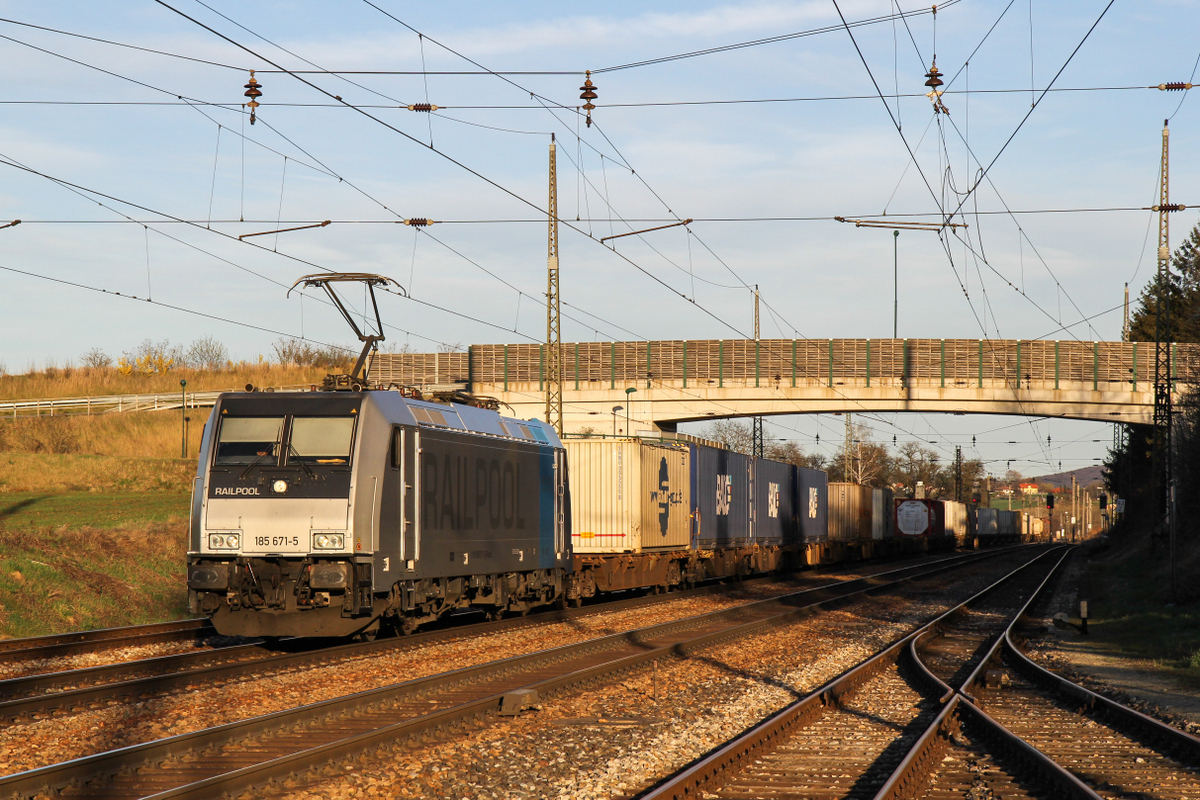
[{"x1": 399, "y1": 617, "x2": 419, "y2": 636}]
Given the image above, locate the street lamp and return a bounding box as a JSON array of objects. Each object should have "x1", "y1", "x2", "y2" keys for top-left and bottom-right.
[
  {"x1": 893, "y1": 229, "x2": 899, "y2": 338},
  {"x1": 625, "y1": 387, "x2": 637, "y2": 435},
  {"x1": 611, "y1": 405, "x2": 623, "y2": 436}
]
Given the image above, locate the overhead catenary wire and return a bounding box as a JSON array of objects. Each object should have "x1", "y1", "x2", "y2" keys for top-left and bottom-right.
[
  {"x1": 152, "y1": 3, "x2": 1080, "y2": 460},
  {"x1": 0, "y1": 4, "x2": 1123, "y2": 470}
]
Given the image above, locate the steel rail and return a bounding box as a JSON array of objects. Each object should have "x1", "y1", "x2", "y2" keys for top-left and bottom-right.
[
  {"x1": 877, "y1": 694, "x2": 1102, "y2": 800},
  {"x1": 0, "y1": 548, "x2": 1015, "y2": 798},
  {"x1": 950, "y1": 550, "x2": 1200, "y2": 791},
  {"x1": 636, "y1": 546, "x2": 1067, "y2": 800},
  {"x1": 141, "y1": 545, "x2": 1016, "y2": 800},
  {"x1": 0, "y1": 619, "x2": 212, "y2": 663},
  {"x1": 881, "y1": 546, "x2": 1102, "y2": 798},
  {"x1": 0, "y1": 548, "x2": 1014, "y2": 715},
  {"x1": 996, "y1": 633, "x2": 1200, "y2": 761}
]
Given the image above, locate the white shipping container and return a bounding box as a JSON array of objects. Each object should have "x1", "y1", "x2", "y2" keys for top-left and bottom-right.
[
  {"x1": 564, "y1": 438, "x2": 691, "y2": 553},
  {"x1": 942, "y1": 500, "x2": 967, "y2": 539},
  {"x1": 976, "y1": 508, "x2": 999, "y2": 537}
]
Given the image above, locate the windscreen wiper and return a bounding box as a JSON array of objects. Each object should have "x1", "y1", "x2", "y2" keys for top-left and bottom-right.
[
  {"x1": 286, "y1": 443, "x2": 316, "y2": 479},
  {"x1": 239, "y1": 440, "x2": 280, "y2": 480}
]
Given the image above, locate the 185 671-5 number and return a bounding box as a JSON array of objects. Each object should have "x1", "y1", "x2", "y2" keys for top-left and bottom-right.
[{"x1": 255, "y1": 536, "x2": 299, "y2": 548}]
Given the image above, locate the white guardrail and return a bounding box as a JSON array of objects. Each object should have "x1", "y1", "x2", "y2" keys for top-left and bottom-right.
[{"x1": 0, "y1": 385, "x2": 314, "y2": 419}]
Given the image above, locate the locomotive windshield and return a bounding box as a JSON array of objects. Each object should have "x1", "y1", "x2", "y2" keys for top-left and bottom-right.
[
  {"x1": 287, "y1": 417, "x2": 355, "y2": 465},
  {"x1": 212, "y1": 414, "x2": 356, "y2": 467},
  {"x1": 214, "y1": 417, "x2": 283, "y2": 465}
]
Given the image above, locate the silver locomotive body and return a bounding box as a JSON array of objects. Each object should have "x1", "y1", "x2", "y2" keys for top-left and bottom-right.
[{"x1": 186, "y1": 390, "x2": 570, "y2": 637}]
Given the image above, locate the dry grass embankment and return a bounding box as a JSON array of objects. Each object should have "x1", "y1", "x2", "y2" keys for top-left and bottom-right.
[
  {"x1": 0, "y1": 363, "x2": 331, "y2": 402},
  {"x1": 0, "y1": 409, "x2": 211, "y2": 492},
  {"x1": 0, "y1": 521, "x2": 189, "y2": 638}
]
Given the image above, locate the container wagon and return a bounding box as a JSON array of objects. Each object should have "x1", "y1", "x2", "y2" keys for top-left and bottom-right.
[{"x1": 562, "y1": 437, "x2": 691, "y2": 597}]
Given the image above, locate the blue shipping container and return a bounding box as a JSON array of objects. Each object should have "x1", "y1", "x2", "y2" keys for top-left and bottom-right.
[
  {"x1": 753, "y1": 458, "x2": 794, "y2": 546},
  {"x1": 690, "y1": 443, "x2": 753, "y2": 548},
  {"x1": 794, "y1": 467, "x2": 828, "y2": 543}
]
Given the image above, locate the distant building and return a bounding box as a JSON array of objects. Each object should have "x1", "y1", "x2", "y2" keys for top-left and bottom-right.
[{"x1": 1019, "y1": 483, "x2": 1039, "y2": 495}]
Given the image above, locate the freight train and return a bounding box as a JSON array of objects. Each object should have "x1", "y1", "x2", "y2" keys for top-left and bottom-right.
[{"x1": 185, "y1": 390, "x2": 1041, "y2": 639}]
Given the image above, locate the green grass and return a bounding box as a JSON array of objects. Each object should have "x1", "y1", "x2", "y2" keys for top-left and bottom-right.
[
  {"x1": 0, "y1": 519, "x2": 191, "y2": 639},
  {"x1": 0, "y1": 492, "x2": 190, "y2": 530},
  {"x1": 1075, "y1": 538, "x2": 1200, "y2": 685}
]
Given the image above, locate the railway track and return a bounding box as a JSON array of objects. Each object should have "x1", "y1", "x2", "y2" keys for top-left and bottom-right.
[
  {"x1": 638, "y1": 546, "x2": 1067, "y2": 800},
  {"x1": 641, "y1": 545, "x2": 1200, "y2": 800},
  {"x1": 953, "y1": 586, "x2": 1200, "y2": 798},
  {"x1": 0, "y1": 619, "x2": 213, "y2": 666},
  {"x1": 0, "y1": 548, "x2": 1014, "y2": 719},
  {"x1": 0, "y1": 547, "x2": 1017, "y2": 799}
]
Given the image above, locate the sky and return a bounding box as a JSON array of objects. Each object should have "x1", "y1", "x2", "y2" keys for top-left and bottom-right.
[{"x1": 0, "y1": 0, "x2": 1196, "y2": 480}]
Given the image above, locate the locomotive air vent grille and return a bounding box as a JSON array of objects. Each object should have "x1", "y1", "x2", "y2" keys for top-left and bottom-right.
[{"x1": 411, "y1": 406, "x2": 448, "y2": 426}]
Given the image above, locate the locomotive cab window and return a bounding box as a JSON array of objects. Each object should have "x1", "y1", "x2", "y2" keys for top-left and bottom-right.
[
  {"x1": 214, "y1": 417, "x2": 284, "y2": 465},
  {"x1": 287, "y1": 416, "x2": 356, "y2": 465}
]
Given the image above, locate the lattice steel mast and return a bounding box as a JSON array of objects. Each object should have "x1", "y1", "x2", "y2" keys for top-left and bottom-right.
[
  {"x1": 1152, "y1": 120, "x2": 1181, "y2": 596},
  {"x1": 545, "y1": 135, "x2": 563, "y2": 434}
]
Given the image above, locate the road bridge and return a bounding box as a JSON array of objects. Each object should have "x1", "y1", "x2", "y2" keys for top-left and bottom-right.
[{"x1": 370, "y1": 338, "x2": 1197, "y2": 434}]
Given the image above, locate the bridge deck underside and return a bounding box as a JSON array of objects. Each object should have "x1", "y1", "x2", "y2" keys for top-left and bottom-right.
[
  {"x1": 369, "y1": 338, "x2": 1193, "y2": 429},
  {"x1": 478, "y1": 379, "x2": 1156, "y2": 427}
]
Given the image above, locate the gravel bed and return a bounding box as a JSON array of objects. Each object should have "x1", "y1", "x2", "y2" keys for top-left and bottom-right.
[
  {"x1": 0, "y1": 638, "x2": 223, "y2": 682},
  {"x1": 252, "y1": 554, "x2": 1034, "y2": 800},
  {"x1": 0, "y1": 576, "x2": 868, "y2": 775}
]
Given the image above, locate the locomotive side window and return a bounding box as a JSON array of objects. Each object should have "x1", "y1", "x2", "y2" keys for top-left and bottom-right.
[
  {"x1": 214, "y1": 417, "x2": 284, "y2": 465},
  {"x1": 288, "y1": 416, "x2": 356, "y2": 465}
]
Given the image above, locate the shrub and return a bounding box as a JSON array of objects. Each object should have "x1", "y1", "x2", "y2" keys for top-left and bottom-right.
[
  {"x1": 272, "y1": 337, "x2": 352, "y2": 369},
  {"x1": 121, "y1": 339, "x2": 182, "y2": 375},
  {"x1": 183, "y1": 335, "x2": 229, "y2": 371}
]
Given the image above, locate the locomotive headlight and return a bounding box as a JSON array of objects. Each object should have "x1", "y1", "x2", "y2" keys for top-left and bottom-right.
[
  {"x1": 208, "y1": 532, "x2": 241, "y2": 550},
  {"x1": 312, "y1": 532, "x2": 345, "y2": 550},
  {"x1": 272, "y1": 479, "x2": 289, "y2": 494}
]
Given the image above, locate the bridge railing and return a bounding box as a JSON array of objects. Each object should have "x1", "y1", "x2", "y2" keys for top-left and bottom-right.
[{"x1": 373, "y1": 339, "x2": 1195, "y2": 393}]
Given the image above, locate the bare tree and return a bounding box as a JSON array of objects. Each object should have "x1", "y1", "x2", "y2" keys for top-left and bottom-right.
[
  {"x1": 829, "y1": 424, "x2": 891, "y2": 486},
  {"x1": 766, "y1": 440, "x2": 828, "y2": 471},
  {"x1": 700, "y1": 419, "x2": 754, "y2": 454},
  {"x1": 184, "y1": 335, "x2": 229, "y2": 370},
  {"x1": 80, "y1": 347, "x2": 113, "y2": 369}
]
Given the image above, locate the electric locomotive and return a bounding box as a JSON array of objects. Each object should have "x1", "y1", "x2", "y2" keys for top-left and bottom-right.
[{"x1": 186, "y1": 389, "x2": 570, "y2": 638}]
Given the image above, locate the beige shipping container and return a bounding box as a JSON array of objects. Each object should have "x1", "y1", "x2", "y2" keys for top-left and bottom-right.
[
  {"x1": 942, "y1": 501, "x2": 968, "y2": 539},
  {"x1": 564, "y1": 438, "x2": 691, "y2": 553},
  {"x1": 828, "y1": 482, "x2": 872, "y2": 541}
]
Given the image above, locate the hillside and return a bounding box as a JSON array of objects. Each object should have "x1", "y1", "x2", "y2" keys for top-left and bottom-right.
[{"x1": 1027, "y1": 465, "x2": 1105, "y2": 490}]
